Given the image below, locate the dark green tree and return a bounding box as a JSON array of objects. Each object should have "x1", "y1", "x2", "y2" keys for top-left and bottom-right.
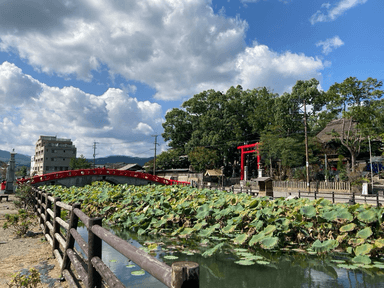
[
  {"x1": 325, "y1": 77, "x2": 384, "y2": 171},
  {"x1": 188, "y1": 147, "x2": 219, "y2": 172},
  {"x1": 69, "y1": 155, "x2": 91, "y2": 170}
]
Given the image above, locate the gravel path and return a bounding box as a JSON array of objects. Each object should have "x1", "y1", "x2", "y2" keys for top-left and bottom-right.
[{"x1": 0, "y1": 195, "x2": 69, "y2": 287}]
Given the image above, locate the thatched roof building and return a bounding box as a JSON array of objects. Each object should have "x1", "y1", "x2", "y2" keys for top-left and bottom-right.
[{"x1": 316, "y1": 118, "x2": 358, "y2": 143}]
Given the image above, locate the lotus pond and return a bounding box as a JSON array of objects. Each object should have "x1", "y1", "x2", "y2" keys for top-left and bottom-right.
[{"x1": 42, "y1": 182, "x2": 384, "y2": 287}]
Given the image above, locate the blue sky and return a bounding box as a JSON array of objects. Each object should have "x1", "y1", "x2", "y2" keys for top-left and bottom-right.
[{"x1": 0, "y1": 0, "x2": 381, "y2": 159}]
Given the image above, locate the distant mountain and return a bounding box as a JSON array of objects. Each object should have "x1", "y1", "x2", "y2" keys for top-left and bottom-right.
[
  {"x1": 86, "y1": 155, "x2": 153, "y2": 167},
  {"x1": 0, "y1": 150, "x2": 31, "y2": 167}
]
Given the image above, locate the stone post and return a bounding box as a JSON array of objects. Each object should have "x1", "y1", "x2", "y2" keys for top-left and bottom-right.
[{"x1": 5, "y1": 150, "x2": 16, "y2": 194}]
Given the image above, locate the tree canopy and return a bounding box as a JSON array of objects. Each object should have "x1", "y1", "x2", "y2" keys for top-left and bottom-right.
[{"x1": 160, "y1": 77, "x2": 384, "y2": 179}]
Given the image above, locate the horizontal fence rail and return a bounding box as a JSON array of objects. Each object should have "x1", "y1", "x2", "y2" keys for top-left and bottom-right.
[
  {"x1": 272, "y1": 180, "x2": 351, "y2": 192},
  {"x1": 31, "y1": 186, "x2": 199, "y2": 288}
]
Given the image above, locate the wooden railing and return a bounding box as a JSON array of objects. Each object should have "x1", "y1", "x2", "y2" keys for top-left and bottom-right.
[
  {"x1": 32, "y1": 186, "x2": 199, "y2": 288},
  {"x1": 273, "y1": 180, "x2": 351, "y2": 193}
]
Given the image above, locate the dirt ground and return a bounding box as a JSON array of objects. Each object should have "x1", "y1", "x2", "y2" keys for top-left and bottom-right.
[{"x1": 0, "y1": 195, "x2": 69, "y2": 288}]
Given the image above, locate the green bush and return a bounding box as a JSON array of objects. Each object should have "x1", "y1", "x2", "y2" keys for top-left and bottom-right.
[
  {"x1": 7, "y1": 268, "x2": 41, "y2": 288},
  {"x1": 3, "y1": 209, "x2": 36, "y2": 238},
  {"x1": 14, "y1": 184, "x2": 36, "y2": 212}
]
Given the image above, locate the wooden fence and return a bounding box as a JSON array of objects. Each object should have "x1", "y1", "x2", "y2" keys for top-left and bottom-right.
[
  {"x1": 231, "y1": 186, "x2": 383, "y2": 207},
  {"x1": 272, "y1": 181, "x2": 351, "y2": 193},
  {"x1": 32, "y1": 186, "x2": 199, "y2": 288}
]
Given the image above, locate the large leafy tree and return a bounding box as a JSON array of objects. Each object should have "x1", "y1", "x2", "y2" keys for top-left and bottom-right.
[
  {"x1": 188, "y1": 147, "x2": 219, "y2": 172},
  {"x1": 162, "y1": 85, "x2": 277, "y2": 169},
  {"x1": 325, "y1": 77, "x2": 384, "y2": 171},
  {"x1": 70, "y1": 155, "x2": 91, "y2": 170}
]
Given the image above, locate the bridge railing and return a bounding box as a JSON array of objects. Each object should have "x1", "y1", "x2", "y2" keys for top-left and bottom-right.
[
  {"x1": 17, "y1": 168, "x2": 190, "y2": 186},
  {"x1": 31, "y1": 186, "x2": 198, "y2": 288}
]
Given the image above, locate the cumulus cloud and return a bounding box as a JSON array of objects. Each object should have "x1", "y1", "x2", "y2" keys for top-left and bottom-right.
[
  {"x1": 310, "y1": 0, "x2": 368, "y2": 25},
  {"x1": 0, "y1": 62, "x2": 163, "y2": 157},
  {"x1": 234, "y1": 43, "x2": 324, "y2": 94},
  {"x1": 316, "y1": 36, "x2": 345, "y2": 55},
  {"x1": 0, "y1": 0, "x2": 323, "y2": 101}
]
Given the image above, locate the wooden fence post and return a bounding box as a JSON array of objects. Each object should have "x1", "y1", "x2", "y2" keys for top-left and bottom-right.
[
  {"x1": 62, "y1": 203, "x2": 81, "y2": 271},
  {"x1": 314, "y1": 190, "x2": 317, "y2": 200},
  {"x1": 298, "y1": 190, "x2": 301, "y2": 198},
  {"x1": 171, "y1": 261, "x2": 199, "y2": 288},
  {"x1": 332, "y1": 192, "x2": 335, "y2": 204},
  {"x1": 52, "y1": 197, "x2": 61, "y2": 254},
  {"x1": 377, "y1": 193, "x2": 380, "y2": 208},
  {"x1": 88, "y1": 217, "x2": 103, "y2": 288},
  {"x1": 44, "y1": 193, "x2": 52, "y2": 236}
]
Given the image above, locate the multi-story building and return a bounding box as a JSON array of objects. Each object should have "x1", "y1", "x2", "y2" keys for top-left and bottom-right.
[{"x1": 32, "y1": 136, "x2": 77, "y2": 175}]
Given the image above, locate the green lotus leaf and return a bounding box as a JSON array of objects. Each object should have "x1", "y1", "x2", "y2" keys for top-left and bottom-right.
[
  {"x1": 330, "y1": 260, "x2": 346, "y2": 264},
  {"x1": 147, "y1": 243, "x2": 158, "y2": 251},
  {"x1": 355, "y1": 243, "x2": 374, "y2": 256},
  {"x1": 322, "y1": 211, "x2": 337, "y2": 221},
  {"x1": 352, "y1": 255, "x2": 371, "y2": 265},
  {"x1": 131, "y1": 269, "x2": 145, "y2": 276},
  {"x1": 249, "y1": 233, "x2": 266, "y2": 246},
  {"x1": 260, "y1": 236, "x2": 279, "y2": 249},
  {"x1": 202, "y1": 243, "x2": 225, "y2": 258},
  {"x1": 126, "y1": 264, "x2": 135, "y2": 268},
  {"x1": 346, "y1": 247, "x2": 353, "y2": 254},
  {"x1": 256, "y1": 261, "x2": 270, "y2": 265},
  {"x1": 336, "y1": 210, "x2": 353, "y2": 222},
  {"x1": 193, "y1": 220, "x2": 207, "y2": 230},
  {"x1": 301, "y1": 206, "x2": 316, "y2": 218},
  {"x1": 196, "y1": 204, "x2": 210, "y2": 219},
  {"x1": 249, "y1": 220, "x2": 264, "y2": 231},
  {"x1": 233, "y1": 233, "x2": 249, "y2": 245},
  {"x1": 340, "y1": 223, "x2": 356, "y2": 233},
  {"x1": 349, "y1": 238, "x2": 365, "y2": 246},
  {"x1": 248, "y1": 199, "x2": 259, "y2": 209},
  {"x1": 235, "y1": 259, "x2": 255, "y2": 266},
  {"x1": 357, "y1": 209, "x2": 377, "y2": 223},
  {"x1": 222, "y1": 224, "x2": 237, "y2": 234},
  {"x1": 262, "y1": 225, "x2": 277, "y2": 235},
  {"x1": 373, "y1": 263, "x2": 384, "y2": 269},
  {"x1": 311, "y1": 239, "x2": 338, "y2": 253},
  {"x1": 337, "y1": 264, "x2": 358, "y2": 270},
  {"x1": 356, "y1": 227, "x2": 373, "y2": 239},
  {"x1": 238, "y1": 254, "x2": 264, "y2": 261},
  {"x1": 199, "y1": 227, "x2": 216, "y2": 237},
  {"x1": 163, "y1": 255, "x2": 179, "y2": 260},
  {"x1": 179, "y1": 228, "x2": 194, "y2": 236},
  {"x1": 375, "y1": 239, "x2": 384, "y2": 248}
]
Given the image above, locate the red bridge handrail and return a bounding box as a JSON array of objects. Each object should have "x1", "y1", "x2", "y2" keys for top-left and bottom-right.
[{"x1": 16, "y1": 168, "x2": 190, "y2": 186}]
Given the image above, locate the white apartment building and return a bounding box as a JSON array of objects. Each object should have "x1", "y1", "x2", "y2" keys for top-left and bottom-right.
[{"x1": 32, "y1": 136, "x2": 77, "y2": 175}]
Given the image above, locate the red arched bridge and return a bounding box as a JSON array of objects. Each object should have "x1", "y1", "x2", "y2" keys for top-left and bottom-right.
[{"x1": 16, "y1": 168, "x2": 190, "y2": 187}]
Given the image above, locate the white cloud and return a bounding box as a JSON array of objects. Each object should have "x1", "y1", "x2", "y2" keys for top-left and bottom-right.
[
  {"x1": 0, "y1": 0, "x2": 323, "y2": 102},
  {"x1": 234, "y1": 43, "x2": 324, "y2": 94},
  {"x1": 310, "y1": 0, "x2": 368, "y2": 24},
  {"x1": 316, "y1": 36, "x2": 345, "y2": 55},
  {"x1": 0, "y1": 62, "x2": 163, "y2": 157}
]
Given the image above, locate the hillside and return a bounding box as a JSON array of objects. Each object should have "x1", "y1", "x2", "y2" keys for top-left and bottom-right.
[
  {"x1": 0, "y1": 150, "x2": 31, "y2": 167},
  {"x1": 86, "y1": 155, "x2": 153, "y2": 166}
]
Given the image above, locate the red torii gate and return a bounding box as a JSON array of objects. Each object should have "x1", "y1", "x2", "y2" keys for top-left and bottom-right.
[{"x1": 237, "y1": 142, "x2": 260, "y2": 180}]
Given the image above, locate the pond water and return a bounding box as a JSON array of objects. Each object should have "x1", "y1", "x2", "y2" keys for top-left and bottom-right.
[{"x1": 75, "y1": 227, "x2": 384, "y2": 288}]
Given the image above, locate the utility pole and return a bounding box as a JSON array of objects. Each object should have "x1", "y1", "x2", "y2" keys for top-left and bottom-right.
[
  {"x1": 93, "y1": 141, "x2": 99, "y2": 168},
  {"x1": 369, "y1": 136, "x2": 374, "y2": 193},
  {"x1": 151, "y1": 135, "x2": 159, "y2": 175},
  {"x1": 303, "y1": 99, "x2": 310, "y2": 193}
]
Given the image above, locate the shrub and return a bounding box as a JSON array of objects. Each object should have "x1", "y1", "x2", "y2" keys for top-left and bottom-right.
[
  {"x1": 3, "y1": 209, "x2": 36, "y2": 238},
  {"x1": 7, "y1": 268, "x2": 41, "y2": 288}
]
